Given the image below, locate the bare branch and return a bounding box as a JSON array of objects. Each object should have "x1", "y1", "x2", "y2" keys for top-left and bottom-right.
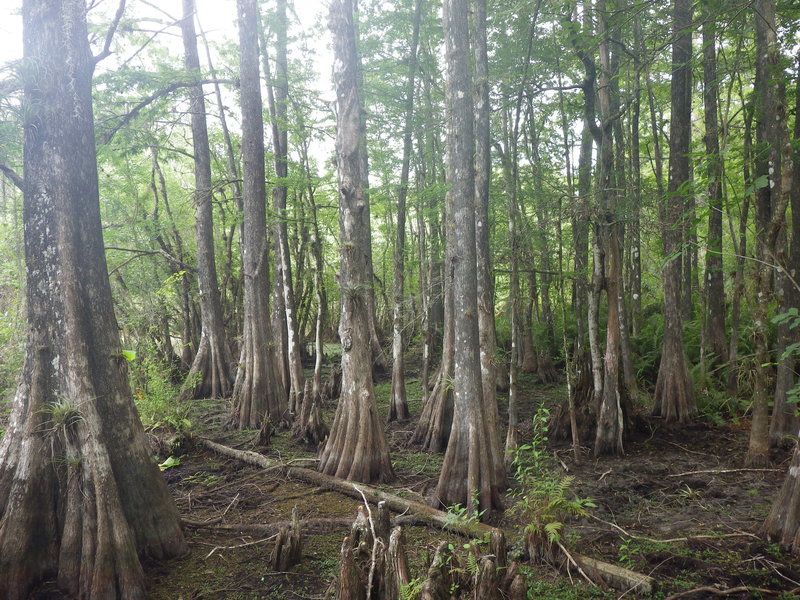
[
  {"x1": 0, "y1": 163, "x2": 23, "y2": 191},
  {"x1": 99, "y1": 78, "x2": 235, "y2": 144},
  {"x1": 93, "y1": 0, "x2": 128, "y2": 66}
]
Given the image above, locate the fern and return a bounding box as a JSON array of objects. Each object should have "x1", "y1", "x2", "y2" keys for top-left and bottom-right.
[
  {"x1": 466, "y1": 551, "x2": 480, "y2": 577},
  {"x1": 400, "y1": 577, "x2": 424, "y2": 600},
  {"x1": 508, "y1": 406, "x2": 595, "y2": 555}
]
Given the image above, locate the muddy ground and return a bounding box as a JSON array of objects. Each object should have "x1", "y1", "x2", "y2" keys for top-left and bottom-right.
[{"x1": 30, "y1": 369, "x2": 800, "y2": 599}]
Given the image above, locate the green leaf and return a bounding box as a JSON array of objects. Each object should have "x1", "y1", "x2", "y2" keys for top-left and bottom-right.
[
  {"x1": 159, "y1": 455, "x2": 180, "y2": 471},
  {"x1": 780, "y1": 342, "x2": 800, "y2": 362}
]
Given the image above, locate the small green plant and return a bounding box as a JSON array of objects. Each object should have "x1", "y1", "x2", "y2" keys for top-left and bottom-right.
[
  {"x1": 47, "y1": 397, "x2": 84, "y2": 430},
  {"x1": 617, "y1": 536, "x2": 634, "y2": 567},
  {"x1": 399, "y1": 576, "x2": 424, "y2": 600},
  {"x1": 130, "y1": 346, "x2": 193, "y2": 436},
  {"x1": 443, "y1": 489, "x2": 485, "y2": 531},
  {"x1": 507, "y1": 406, "x2": 595, "y2": 563}
]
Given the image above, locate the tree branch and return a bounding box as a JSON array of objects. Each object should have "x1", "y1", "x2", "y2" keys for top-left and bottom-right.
[
  {"x1": 93, "y1": 0, "x2": 127, "y2": 66},
  {"x1": 0, "y1": 163, "x2": 23, "y2": 191},
  {"x1": 100, "y1": 78, "x2": 236, "y2": 144}
]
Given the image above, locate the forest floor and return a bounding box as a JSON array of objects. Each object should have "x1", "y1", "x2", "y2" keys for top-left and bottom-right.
[{"x1": 25, "y1": 363, "x2": 800, "y2": 599}]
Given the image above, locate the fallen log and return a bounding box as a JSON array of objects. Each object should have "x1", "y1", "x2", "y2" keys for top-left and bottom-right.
[
  {"x1": 201, "y1": 438, "x2": 492, "y2": 539},
  {"x1": 182, "y1": 517, "x2": 353, "y2": 535},
  {"x1": 200, "y1": 438, "x2": 655, "y2": 595}
]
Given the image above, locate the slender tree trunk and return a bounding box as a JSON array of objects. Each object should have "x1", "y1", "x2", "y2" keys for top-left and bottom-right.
[
  {"x1": 263, "y1": 0, "x2": 304, "y2": 414},
  {"x1": 179, "y1": 0, "x2": 234, "y2": 401},
  {"x1": 231, "y1": 0, "x2": 288, "y2": 429},
  {"x1": 630, "y1": 17, "x2": 643, "y2": 336},
  {"x1": 594, "y1": 0, "x2": 625, "y2": 456},
  {"x1": 319, "y1": 0, "x2": 394, "y2": 484},
  {"x1": 700, "y1": 3, "x2": 728, "y2": 372},
  {"x1": 434, "y1": 0, "x2": 503, "y2": 513},
  {"x1": 197, "y1": 18, "x2": 242, "y2": 331},
  {"x1": 0, "y1": 2, "x2": 187, "y2": 596},
  {"x1": 727, "y1": 99, "x2": 753, "y2": 398},
  {"x1": 652, "y1": 0, "x2": 696, "y2": 423},
  {"x1": 389, "y1": 0, "x2": 423, "y2": 423}
]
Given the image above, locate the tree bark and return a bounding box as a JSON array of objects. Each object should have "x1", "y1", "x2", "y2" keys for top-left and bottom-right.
[
  {"x1": 652, "y1": 0, "x2": 696, "y2": 423},
  {"x1": 473, "y1": 0, "x2": 505, "y2": 489},
  {"x1": 231, "y1": 0, "x2": 288, "y2": 429},
  {"x1": 701, "y1": 3, "x2": 728, "y2": 372},
  {"x1": 0, "y1": 2, "x2": 186, "y2": 597},
  {"x1": 746, "y1": 0, "x2": 793, "y2": 466},
  {"x1": 769, "y1": 55, "x2": 800, "y2": 446},
  {"x1": 263, "y1": 0, "x2": 305, "y2": 415},
  {"x1": 434, "y1": 0, "x2": 503, "y2": 513},
  {"x1": 593, "y1": 0, "x2": 625, "y2": 456},
  {"x1": 179, "y1": 0, "x2": 234, "y2": 401},
  {"x1": 319, "y1": 0, "x2": 394, "y2": 484},
  {"x1": 389, "y1": 0, "x2": 423, "y2": 423}
]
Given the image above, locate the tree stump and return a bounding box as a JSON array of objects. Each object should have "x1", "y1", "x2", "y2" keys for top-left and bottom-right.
[
  {"x1": 271, "y1": 506, "x2": 302, "y2": 571},
  {"x1": 254, "y1": 417, "x2": 274, "y2": 448},
  {"x1": 292, "y1": 380, "x2": 329, "y2": 447},
  {"x1": 504, "y1": 562, "x2": 527, "y2": 600},
  {"x1": 384, "y1": 527, "x2": 411, "y2": 599},
  {"x1": 420, "y1": 541, "x2": 459, "y2": 600},
  {"x1": 321, "y1": 365, "x2": 342, "y2": 403},
  {"x1": 474, "y1": 556, "x2": 499, "y2": 600}
]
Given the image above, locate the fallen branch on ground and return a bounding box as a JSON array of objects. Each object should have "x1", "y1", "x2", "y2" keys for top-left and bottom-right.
[
  {"x1": 588, "y1": 513, "x2": 759, "y2": 543},
  {"x1": 668, "y1": 468, "x2": 782, "y2": 477},
  {"x1": 183, "y1": 517, "x2": 354, "y2": 536},
  {"x1": 663, "y1": 585, "x2": 794, "y2": 599},
  {"x1": 202, "y1": 534, "x2": 278, "y2": 559},
  {"x1": 201, "y1": 438, "x2": 655, "y2": 595}
]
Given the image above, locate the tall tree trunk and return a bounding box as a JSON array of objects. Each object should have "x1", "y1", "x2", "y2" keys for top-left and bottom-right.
[
  {"x1": 434, "y1": 0, "x2": 503, "y2": 513},
  {"x1": 179, "y1": 0, "x2": 234, "y2": 401},
  {"x1": 701, "y1": 2, "x2": 728, "y2": 372},
  {"x1": 319, "y1": 0, "x2": 394, "y2": 484},
  {"x1": 231, "y1": 0, "x2": 288, "y2": 429},
  {"x1": 630, "y1": 16, "x2": 643, "y2": 336},
  {"x1": 769, "y1": 55, "x2": 800, "y2": 447},
  {"x1": 727, "y1": 100, "x2": 753, "y2": 398},
  {"x1": 746, "y1": 0, "x2": 793, "y2": 466},
  {"x1": 593, "y1": 0, "x2": 625, "y2": 456},
  {"x1": 472, "y1": 0, "x2": 505, "y2": 488},
  {"x1": 0, "y1": 2, "x2": 187, "y2": 596},
  {"x1": 264, "y1": 0, "x2": 305, "y2": 414},
  {"x1": 389, "y1": 0, "x2": 423, "y2": 423},
  {"x1": 652, "y1": 0, "x2": 696, "y2": 422}
]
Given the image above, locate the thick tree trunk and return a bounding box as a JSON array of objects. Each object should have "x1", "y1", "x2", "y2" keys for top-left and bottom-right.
[
  {"x1": 412, "y1": 259, "x2": 454, "y2": 452},
  {"x1": 652, "y1": 0, "x2": 696, "y2": 423},
  {"x1": 179, "y1": 0, "x2": 234, "y2": 401},
  {"x1": 434, "y1": 0, "x2": 503, "y2": 513},
  {"x1": 747, "y1": 0, "x2": 792, "y2": 466},
  {"x1": 0, "y1": 2, "x2": 186, "y2": 597},
  {"x1": 769, "y1": 58, "x2": 800, "y2": 446},
  {"x1": 319, "y1": 0, "x2": 394, "y2": 484},
  {"x1": 473, "y1": 0, "x2": 505, "y2": 489},
  {"x1": 763, "y1": 440, "x2": 800, "y2": 552},
  {"x1": 231, "y1": 0, "x2": 288, "y2": 429}
]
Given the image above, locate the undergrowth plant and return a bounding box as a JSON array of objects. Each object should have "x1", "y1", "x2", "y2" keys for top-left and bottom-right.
[
  {"x1": 129, "y1": 345, "x2": 193, "y2": 438},
  {"x1": 507, "y1": 406, "x2": 595, "y2": 564}
]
